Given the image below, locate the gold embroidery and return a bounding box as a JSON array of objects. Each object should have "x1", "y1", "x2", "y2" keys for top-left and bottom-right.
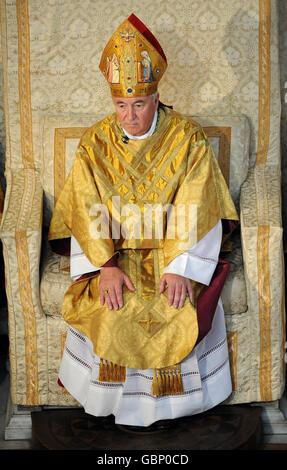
[
  {"x1": 54, "y1": 124, "x2": 231, "y2": 202},
  {"x1": 138, "y1": 311, "x2": 161, "y2": 333},
  {"x1": 281, "y1": 250, "x2": 286, "y2": 381},
  {"x1": 152, "y1": 364, "x2": 184, "y2": 396},
  {"x1": 257, "y1": 0, "x2": 271, "y2": 166},
  {"x1": 98, "y1": 358, "x2": 126, "y2": 382},
  {"x1": 60, "y1": 333, "x2": 67, "y2": 355},
  {"x1": 16, "y1": 0, "x2": 34, "y2": 169},
  {"x1": 60, "y1": 333, "x2": 69, "y2": 394},
  {"x1": 135, "y1": 301, "x2": 164, "y2": 338},
  {"x1": 99, "y1": 15, "x2": 167, "y2": 98},
  {"x1": 256, "y1": 0, "x2": 272, "y2": 401},
  {"x1": 227, "y1": 331, "x2": 238, "y2": 391},
  {"x1": 255, "y1": 165, "x2": 269, "y2": 225},
  {"x1": 258, "y1": 225, "x2": 272, "y2": 400},
  {"x1": 54, "y1": 127, "x2": 87, "y2": 202},
  {"x1": 0, "y1": 182, "x2": 4, "y2": 224},
  {"x1": 16, "y1": 0, "x2": 39, "y2": 404},
  {"x1": 15, "y1": 231, "x2": 39, "y2": 404}
]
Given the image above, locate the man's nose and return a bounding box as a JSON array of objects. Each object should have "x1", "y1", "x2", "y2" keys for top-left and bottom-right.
[{"x1": 126, "y1": 106, "x2": 136, "y2": 121}]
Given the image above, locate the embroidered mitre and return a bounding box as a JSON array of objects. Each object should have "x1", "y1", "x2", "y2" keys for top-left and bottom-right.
[{"x1": 99, "y1": 13, "x2": 167, "y2": 97}]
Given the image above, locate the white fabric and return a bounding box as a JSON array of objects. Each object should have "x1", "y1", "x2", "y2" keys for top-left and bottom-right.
[
  {"x1": 70, "y1": 235, "x2": 99, "y2": 280},
  {"x1": 59, "y1": 299, "x2": 231, "y2": 426},
  {"x1": 60, "y1": 218, "x2": 231, "y2": 426},
  {"x1": 70, "y1": 221, "x2": 222, "y2": 282},
  {"x1": 163, "y1": 220, "x2": 222, "y2": 285}
]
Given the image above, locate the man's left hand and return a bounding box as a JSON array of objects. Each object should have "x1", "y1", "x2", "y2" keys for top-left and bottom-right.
[{"x1": 158, "y1": 273, "x2": 193, "y2": 308}]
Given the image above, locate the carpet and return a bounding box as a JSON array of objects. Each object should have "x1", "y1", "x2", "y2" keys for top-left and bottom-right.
[{"x1": 31, "y1": 404, "x2": 262, "y2": 451}]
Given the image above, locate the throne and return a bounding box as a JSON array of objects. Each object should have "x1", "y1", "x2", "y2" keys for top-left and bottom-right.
[{"x1": 0, "y1": 0, "x2": 285, "y2": 443}]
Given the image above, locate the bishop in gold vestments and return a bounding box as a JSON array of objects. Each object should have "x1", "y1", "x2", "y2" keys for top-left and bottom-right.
[{"x1": 48, "y1": 14, "x2": 238, "y2": 427}]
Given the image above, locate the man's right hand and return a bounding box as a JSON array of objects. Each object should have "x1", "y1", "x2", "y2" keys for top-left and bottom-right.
[{"x1": 99, "y1": 267, "x2": 135, "y2": 310}]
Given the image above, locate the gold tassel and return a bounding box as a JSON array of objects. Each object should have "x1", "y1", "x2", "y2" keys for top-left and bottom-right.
[
  {"x1": 98, "y1": 358, "x2": 126, "y2": 382},
  {"x1": 152, "y1": 364, "x2": 184, "y2": 396}
]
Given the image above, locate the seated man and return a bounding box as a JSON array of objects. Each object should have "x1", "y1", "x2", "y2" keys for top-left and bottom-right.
[{"x1": 48, "y1": 14, "x2": 238, "y2": 428}]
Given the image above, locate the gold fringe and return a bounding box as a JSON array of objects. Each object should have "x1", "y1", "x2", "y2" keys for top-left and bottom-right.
[
  {"x1": 152, "y1": 364, "x2": 184, "y2": 396},
  {"x1": 98, "y1": 358, "x2": 126, "y2": 382}
]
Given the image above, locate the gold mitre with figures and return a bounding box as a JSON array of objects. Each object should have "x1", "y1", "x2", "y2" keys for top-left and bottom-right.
[{"x1": 99, "y1": 14, "x2": 167, "y2": 97}]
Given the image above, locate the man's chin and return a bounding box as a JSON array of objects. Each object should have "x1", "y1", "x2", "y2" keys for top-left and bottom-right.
[{"x1": 124, "y1": 126, "x2": 141, "y2": 136}]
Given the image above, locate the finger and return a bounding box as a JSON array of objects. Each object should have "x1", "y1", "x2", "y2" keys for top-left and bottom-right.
[
  {"x1": 173, "y1": 284, "x2": 182, "y2": 309},
  {"x1": 168, "y1": 283, "x2": 175, "y2": 306},
  {"x1": 186, "y1": 281, "x2": 193, "y2": 303},
  {"x1": 123, "y1": 275, "x2": 135, "y2": 292},
  {"x1": 159, "y1": 275, "x2": 167, "y2": 293},
  {"x1": 108, "y1": 287, "x2": 119, "y2": 310},
  {"x1": 178, "y1": 285, "x2": 187, "y2": 308},
  {"x1": 105, "y1": 292, "x2": 113, "y2": 310},
  {"x1": 115, "y1": 285, "x2": 124, "y2": 308},
  {"x1": 100, "y1": 289, "x2": 105, "y2": 306}
]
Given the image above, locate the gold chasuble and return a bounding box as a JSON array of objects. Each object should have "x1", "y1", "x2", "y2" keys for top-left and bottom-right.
[
  {"x1": 49, "y1": 13, "x2": 238, "y2": 396},
  {"x1": 48, "y1": 106, "x2": 238, "y2": 395}
]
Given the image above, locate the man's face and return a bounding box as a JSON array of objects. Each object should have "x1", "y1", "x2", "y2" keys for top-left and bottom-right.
[{"x1": 112, "y1": 93, "x2": 159, "y2": 136}]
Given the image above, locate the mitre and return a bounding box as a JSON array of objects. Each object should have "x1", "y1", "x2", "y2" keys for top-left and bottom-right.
[{"x1": 99, "y1": 13, "x2": 167, "y2": 97}]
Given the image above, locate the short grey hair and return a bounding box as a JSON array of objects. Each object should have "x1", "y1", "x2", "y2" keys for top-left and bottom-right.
[{"x1": 151, "y1": 91, "x2": 159, "y2": 103}]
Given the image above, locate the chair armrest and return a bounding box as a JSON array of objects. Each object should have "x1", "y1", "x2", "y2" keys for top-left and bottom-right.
[
  {"x1": 0, "y1": 168, "x2": 47, "y2": 404},
  {"x1": 0, "y1": 166, "x2": 45, "y2": 323},
  {"x1": 240, "y1": 165, "x2": 283, "y2": 301},
  {"x1": 240, "y1": 165, "x2": 282, "y2": 229},
  {"x1": 238, "y1": 165, "x2": 284, "y2": 401},
  {"x1": 0, "y1": 168, "x2": 43, "y2": 235}
]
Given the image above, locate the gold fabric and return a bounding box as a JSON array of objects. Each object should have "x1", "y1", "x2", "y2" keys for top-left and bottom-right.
[
  {"x1": 0, "y1": 182, "x2": 4, "y2": 224},
  {"x1": 152, "y1": 364, "x2": 183, "y2": 396},
  {"x1": 49, "y1": 107, "x2": 238, "y2": 265},
  {"x1": 62, "y1": 248, "x2": 199, "y2": 370},
  {"x1": 99, "y1": 14, "x2": 167, "y2": 97},
  {"x1": 48, "y1": 107, "x2": 238, "y2": 371},
  {"x1": 98, "y1": 358, "x2": 126, "y2": 382},
  {"x1": 39, "y1": 114, "x2": 249, "y2": 320}
]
